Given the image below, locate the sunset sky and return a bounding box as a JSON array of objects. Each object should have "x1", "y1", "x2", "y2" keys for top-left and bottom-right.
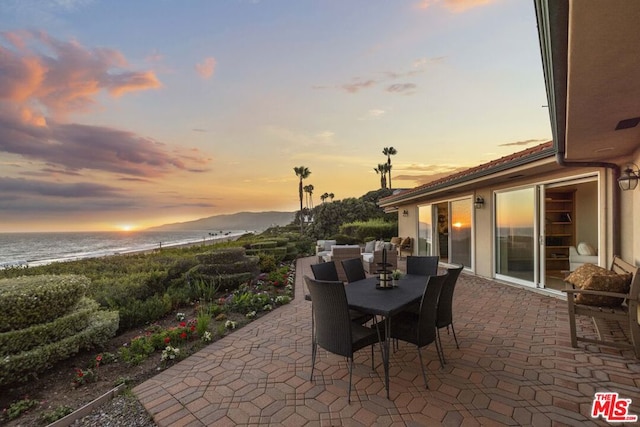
[{"x1": 0, "y1": 0, "x2": 551, "y2": 233}]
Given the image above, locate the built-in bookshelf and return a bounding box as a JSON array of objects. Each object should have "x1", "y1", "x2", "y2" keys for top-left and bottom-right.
[{"x1": 544, "y1": 190, "x2": 575, "y2": 278}]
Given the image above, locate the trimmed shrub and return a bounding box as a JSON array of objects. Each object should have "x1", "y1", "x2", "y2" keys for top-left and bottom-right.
[
  {"x1": 191, "y1": 259, "x2": 260, "y2": 276},
  {"x1": 250, "y1": 241, "x2": 278, "y2": 249},
  {"x1": 112, "y1": 294, "x2": 171, "y2": 331},
  {"x1": 0, "y1": 275, "x2": 89, "y2": 332},
  {"x1": 328, "y1": 234, "x2": 359, "y2": 245},
  {"x1": 195, "y1": 247, "x2": 247, "y2": 265},
  {"x1": 339, "y1": 219, "x2": 397, "y2": 242},
  {"x1": 0, "y1": 298, "x2": 98, "y2": 356},
  {"x1": 0, "y1": 310, "x2": 119, "y2": 386}
]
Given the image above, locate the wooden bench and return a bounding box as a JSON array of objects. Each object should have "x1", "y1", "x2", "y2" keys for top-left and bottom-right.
[{"x1": 563, "y1": 256, "x2": 639, "y2": 358}]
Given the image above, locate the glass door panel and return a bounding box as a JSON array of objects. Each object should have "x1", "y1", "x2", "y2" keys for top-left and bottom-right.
[
  {"x1": 495, "y1": 188, "x2": 535, "y2": 285},
  {"x1": 417, "y1": 204, "x2": 433, "y2": 256},
  {"x1": 450, "y1": 199, "x2": 471, "y2": 267}
]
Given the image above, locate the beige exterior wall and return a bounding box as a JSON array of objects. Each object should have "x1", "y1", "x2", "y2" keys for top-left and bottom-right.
[
  {"x1": 393, "y1": 164, "x2": 612, "y2": 283},
  {"x1": 625, "y1": 148, "x2": 640, "y2": 265}
]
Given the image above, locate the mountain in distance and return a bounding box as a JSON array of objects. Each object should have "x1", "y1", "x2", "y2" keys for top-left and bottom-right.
[{"x1": 146, "y1": 211, "x2": 296, "y2": 233}]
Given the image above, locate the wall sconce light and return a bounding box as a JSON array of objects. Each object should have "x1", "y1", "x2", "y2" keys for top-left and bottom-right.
[
  {"x1": 474, "y1": 196, "x2": 485, "y2": 209},
  {"x1": 402, "y1": 209, "x2": 409, "y2": 217},
  {"x1": 618, "y1": 163, "x2": 639, "y2": 191}
]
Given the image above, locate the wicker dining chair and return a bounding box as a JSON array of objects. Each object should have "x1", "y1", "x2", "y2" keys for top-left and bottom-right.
[
  {"x1": 406, "y1": 255, "x2": 439, "y2": 276},
  {"x1": 310, "y1": 262, "x2": 372, "y2": 325},
  {"x1": 310, "y1": 261, "x2": 340, "y2": 282},
  {"x1": 436, "y1": 264, "x2": 464, "y2": 363},
  {"x1": 389, "y1": 273, "x2": 448, "y2": 389},
  {"x1": 304, "y1": 276, "x2": 383, "y2": 402},
  {"x1": 341, "y1": 258, "x2": 367, "y2": 283}
]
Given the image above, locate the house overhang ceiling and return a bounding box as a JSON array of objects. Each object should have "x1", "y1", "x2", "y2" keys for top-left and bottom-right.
[{"x1": 536, "y1": 0, "x2": 640, "y2": 162}]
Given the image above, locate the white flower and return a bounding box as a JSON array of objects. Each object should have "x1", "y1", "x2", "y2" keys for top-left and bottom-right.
[
  {"x1": 161, "y1": 345, "x2": 180, "y2": 363},
  {"x1": 275, "y1": 295, "x2": 290, "y2": 305},
  {"x1": 246, "y1": 311, "x2": 256, "y2": 319},
  {"x1": 225, "y1": 320, "x2": 237, "y2": 330},
  {"x1": 176, "y1": 312, "x2": 186, "y2": 321},
  {"x1": 263, "y1": 304, "x2": 273, "y2": 311},
  {"x1": 201, "y1": 331, "x2": 212, "y2": 343}
]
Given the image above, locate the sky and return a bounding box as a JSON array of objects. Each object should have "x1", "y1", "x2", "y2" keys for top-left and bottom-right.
[{"x1": 0, "y1": 0, "x2": 552, "y2": 233}]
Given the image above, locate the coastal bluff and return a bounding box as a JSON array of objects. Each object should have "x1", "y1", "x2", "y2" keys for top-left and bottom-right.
[{"x1": 145, "y1": 211, "x2": 295, "y2": 233}]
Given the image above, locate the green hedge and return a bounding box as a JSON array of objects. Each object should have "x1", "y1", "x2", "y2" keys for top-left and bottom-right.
[
  {"x1": 0, "y1": 298, "x2": 98, "y2": 356},
  {"x1": 0, "y1": 275, "x2": 89, "y2": 332},
  {"x1": 339, "y1": 219, "x2": 397, "y2": 242},
  {"x1": 0, "y1": 310, "x2": 119, "y2": 386},
  {"x1": 245, "y1": 246, "x2": 288, "y2": 261},
  {"x1": 195, "y1": 247, "x2": 248, "y2": 265},
  {"x1": 106, "y1": 294, "x2": 171, "y2": 332},
  {"x1": 190, "y1": 258, "x2": 260, "y2": 276}
]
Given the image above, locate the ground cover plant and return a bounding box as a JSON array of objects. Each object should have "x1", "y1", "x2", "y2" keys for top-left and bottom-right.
[{"x1": 0, "y1": 233, "x2": 300, "y2": 426}]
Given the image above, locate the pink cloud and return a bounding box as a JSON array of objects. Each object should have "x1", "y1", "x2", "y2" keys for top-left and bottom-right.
[
  {"x1": 0, "y1": 30, "x2": 161, "y2": 118},
  {"x1": 196, "y1": 57, "x2": 216, "y2": 79},
  {"x1": 417, "y1": 0, "x2": 497, "y2": 13},
  {"x1": 0, "y1": 105, "x2": 210, "y2": 177}
]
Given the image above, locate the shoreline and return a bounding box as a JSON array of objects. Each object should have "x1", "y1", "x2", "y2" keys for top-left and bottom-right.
[{"x1": 0, "y1": 231, "x2": 252, "y2": 270}]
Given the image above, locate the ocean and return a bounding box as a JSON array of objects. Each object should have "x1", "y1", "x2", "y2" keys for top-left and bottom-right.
[{"x1": 0, "y1": 230, "x2": 248, "y2": 268}]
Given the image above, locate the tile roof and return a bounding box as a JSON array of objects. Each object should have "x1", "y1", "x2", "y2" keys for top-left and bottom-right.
[{"x1": 380, "y1": 141, "x2": 554, "y2": 205}]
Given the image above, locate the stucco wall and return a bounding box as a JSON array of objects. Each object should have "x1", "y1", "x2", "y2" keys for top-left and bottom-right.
[{"x1": 393, "y1": 165, "x2": 609, "y2": 282}]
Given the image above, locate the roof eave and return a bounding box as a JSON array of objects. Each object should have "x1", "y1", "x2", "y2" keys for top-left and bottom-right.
[{"x1": 379, "y1": 148, "x2": 556, "y2": 207}]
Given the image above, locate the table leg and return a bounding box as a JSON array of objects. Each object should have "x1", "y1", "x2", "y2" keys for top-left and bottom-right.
[{"x1": 384, "y1": 317, "x2": 390, "y2": 398}]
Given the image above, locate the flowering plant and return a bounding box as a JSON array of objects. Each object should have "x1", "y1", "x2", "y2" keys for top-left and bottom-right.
[
  {"x1": 160, "y1": 346, "x2": 180, "y2": 364},
  {"x1": 275, "y1": 295, "x2": 290, "y2": 305},
  {"x1": 176, "y1": 312, "x2": 186, "y2": 321},
  {"x1": 391, "y1": 269, "x2": 402, "y2": 280},
  {"x1": 201, "y1": 331, "x2": 212, "y2": 343},
  {"x1": 246, "y1": 311, "x2": 256, "y2": 319},
  {"x1": 72, "y1": 368, "x2": 96, "y2": 387},
  {"x1": 224, "y1": 320, "x2": 237, "y2": 330}
]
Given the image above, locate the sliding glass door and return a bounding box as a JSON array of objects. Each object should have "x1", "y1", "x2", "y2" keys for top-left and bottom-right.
[
  {"x1": 495, "y1": 187, "x2": 536, "y2": 286},
  {"x1": 419, "y1": 199, "x2": 473, "y2": 268},
  {"x1": 417, "y1": 204, "x2": 433, "y2": 256},
  {"x1": 450, "y1": 199, "x2": 472, "y2": 267}
]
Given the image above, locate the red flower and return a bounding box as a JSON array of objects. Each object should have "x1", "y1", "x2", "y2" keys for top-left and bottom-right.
[
  {"x1": 164, "y1": 337, "x2": 171, "y2": 344},
  {"x1": 96, "y1": 355, "x2": 102, "y2": 362},
  {"x1": 180, "y1": 321, "x2": 186, "y2": 327},
  {"x1": 190, "y1": 325, "x2": 196, "y2": 332},
  {"x1": 180, "y1": 332, "x2": 187, "y2": 340}
]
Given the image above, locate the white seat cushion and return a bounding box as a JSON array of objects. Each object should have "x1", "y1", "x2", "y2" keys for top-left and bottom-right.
[{"x1": 362, "y1": 253, "x2": 374, "y2": 263}]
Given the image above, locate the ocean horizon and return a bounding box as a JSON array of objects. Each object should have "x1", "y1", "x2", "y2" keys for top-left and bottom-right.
[{"x1": 0, "y1": 229, "x2": 249, "y2": 268}]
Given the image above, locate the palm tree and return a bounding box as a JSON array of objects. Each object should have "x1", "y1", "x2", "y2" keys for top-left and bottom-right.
[
  {"x1": 328, "y1": 192, "x2": 334, "y2": 202},
  {"x1": 374, "y1": 163, "x2": 387, "y2": 189},
  {"x1": 382, "y1": 146, "x2": 397, "y2": 189},
  {"x1": 294, "y1": 166, "x2": 311, "y2": 233},
  {"x1": 303, "y1": 184, "x2": 315, "y2": 209},
  {"x1": 307, "y1": 184, "x2": 314, "y2": 209},
  {"x1": 320, "y1": 192, "x2": 329, "y2": 204}
]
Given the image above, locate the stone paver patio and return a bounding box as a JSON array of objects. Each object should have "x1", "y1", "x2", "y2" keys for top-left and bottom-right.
[{"x1": 134, "y1": 256, "x2": 640, "y2": 426}]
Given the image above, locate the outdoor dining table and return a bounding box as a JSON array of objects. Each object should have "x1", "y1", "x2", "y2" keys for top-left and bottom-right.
[{"x1": 344, "y1": 274, "x2": 428, "y2": 399}]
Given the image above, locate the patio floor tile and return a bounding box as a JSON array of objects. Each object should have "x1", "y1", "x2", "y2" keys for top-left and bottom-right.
[{"x1": 134, "y1": 256, "x2": 640, "y2": 426}]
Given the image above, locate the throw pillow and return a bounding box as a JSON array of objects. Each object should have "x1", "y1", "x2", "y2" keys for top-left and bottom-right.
[
  {"x1": 565, "y1": 263, "x2": 632, "y2": 306},
  {"x1": 401, "y1": 237, "x2": 411, "y2": 247},
  {"x1": 577, "y1": 242, "x2": 596, "y2": 256},
  {"x1": 374, "y1": 241, "x2": 385, "y2": 251},
  {"x1": 364, "y1": 240, "x2": 376, "y2": 253},
  {"x1": 390, "y1": 237, "x2": 402, "y2": 246},
  {"x1": 323, "y1": 240, "x2": 336, "y2": 251}
]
